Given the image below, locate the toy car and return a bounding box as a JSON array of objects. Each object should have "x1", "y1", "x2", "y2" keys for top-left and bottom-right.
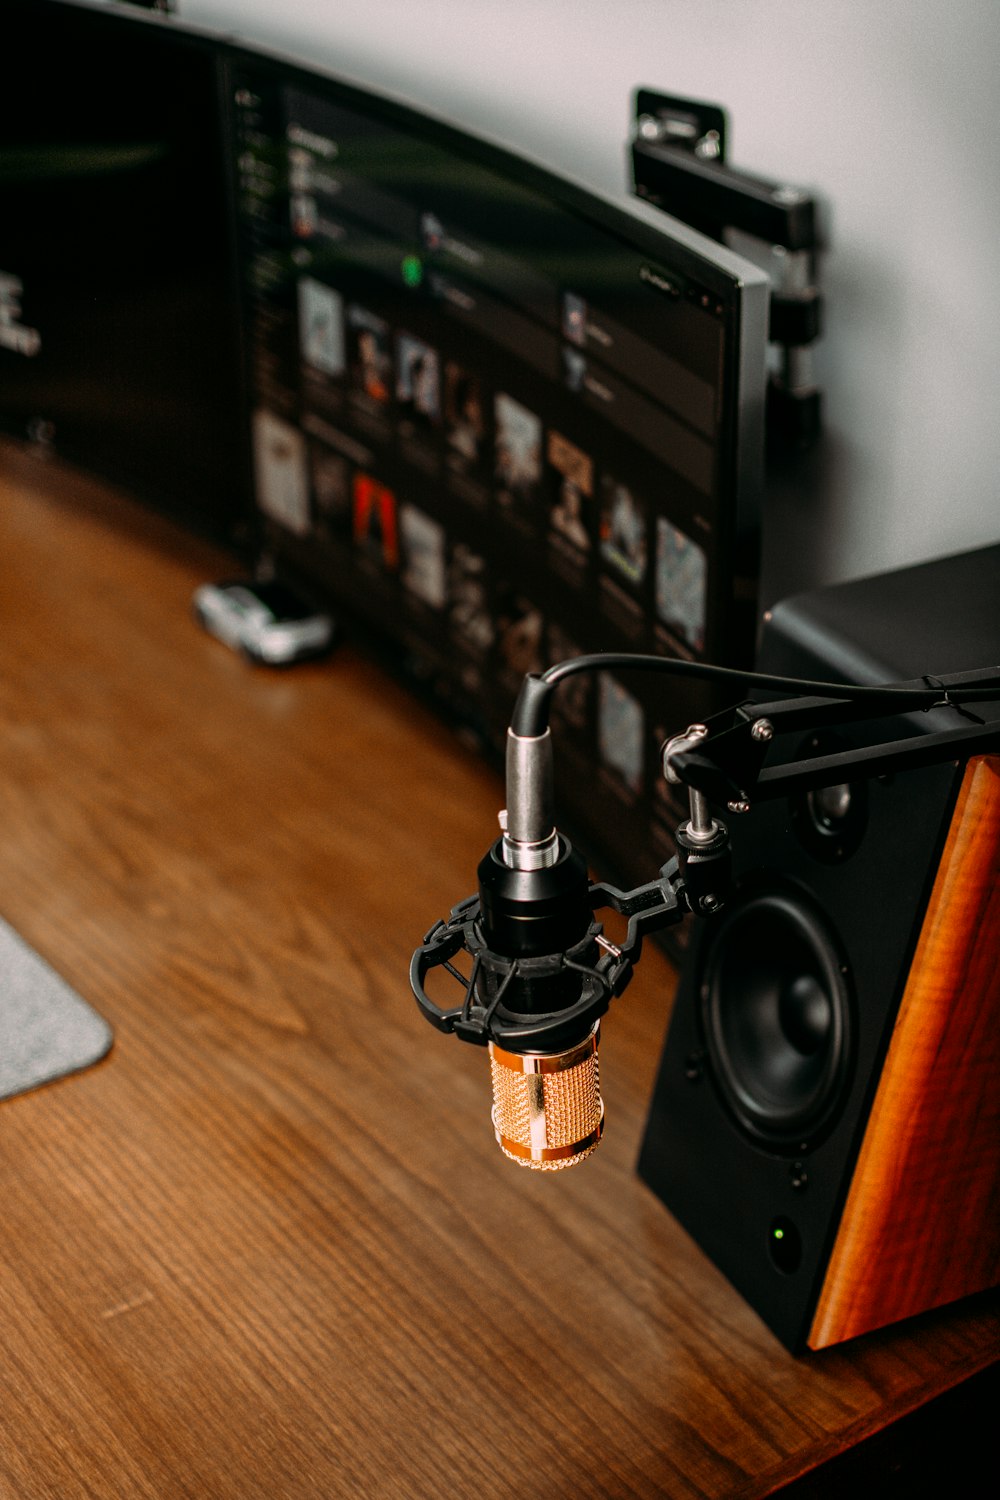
[{"x1": 192, "y1": 578, "x2": 335, "y2": 665}]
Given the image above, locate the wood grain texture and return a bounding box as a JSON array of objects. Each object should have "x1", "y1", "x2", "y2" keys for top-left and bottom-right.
[
  {"x1": 809, "y1": 755, "x2": 1000, "y2": 1350},
  {"x1": 0, "y1": 440, "x2": 997, "y2": 1499}
]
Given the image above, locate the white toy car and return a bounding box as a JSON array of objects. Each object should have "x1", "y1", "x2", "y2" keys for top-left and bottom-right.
[{"x1": 192, "y1": 578, "x2": 335, "y2": 665}]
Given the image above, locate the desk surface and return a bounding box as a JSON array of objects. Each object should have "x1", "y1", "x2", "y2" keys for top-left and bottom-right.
[{"x1": 0, "y1": 442, "x2": 996, "y2": 1500}]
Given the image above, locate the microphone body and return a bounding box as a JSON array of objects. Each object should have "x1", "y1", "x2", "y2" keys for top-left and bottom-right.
[
  {"x1": 410, "y1": 716, "x2": 686, "y2": 1168},
  {"x1": 476, "y1": 832, "x2": 605, "y2": 1169}
]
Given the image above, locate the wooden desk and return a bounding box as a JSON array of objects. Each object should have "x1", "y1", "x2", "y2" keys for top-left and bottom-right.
[{"x1": 0, "y1": 442, "x2": 996, "y2": 1499}]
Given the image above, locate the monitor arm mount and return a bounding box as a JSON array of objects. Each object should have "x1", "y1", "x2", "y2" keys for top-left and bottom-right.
[
  {"x1": 630, "y1": 89, "x2": 823, "y2": 453},
  {"x1": 411, "y1": 657, "x2": 1000, "y2": 1050}
]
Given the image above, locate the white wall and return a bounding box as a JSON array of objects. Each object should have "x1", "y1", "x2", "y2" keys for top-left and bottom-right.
[{"x1": 179, "y1": 0, "x2": 1000, "y2": 604}]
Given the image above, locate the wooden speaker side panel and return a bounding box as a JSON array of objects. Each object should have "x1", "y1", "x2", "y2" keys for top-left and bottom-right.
[{"x1": 809, "y1": 756, "x2": 1000, "y2": 1350}]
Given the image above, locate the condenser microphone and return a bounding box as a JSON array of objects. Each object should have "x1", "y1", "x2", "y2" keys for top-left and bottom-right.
[
  {"x1": 410, "y1": 806, "x2": 615, "y2": 1170},
  {"x1": 477, "y1": 723, "x2": 607, "y2": 1168},
  {"x1": 410, "y1": 668, "x2": 689, "y2": 1169}
]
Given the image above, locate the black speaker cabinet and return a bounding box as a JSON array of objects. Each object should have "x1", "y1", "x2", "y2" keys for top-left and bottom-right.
[{"x1": 639, "y1": 544, "x2": 1000, "y2": 1351}]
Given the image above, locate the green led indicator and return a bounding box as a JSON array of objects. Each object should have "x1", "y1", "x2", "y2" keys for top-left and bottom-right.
[
  {"x1": 401, "y1": 255, "x2": 423, "y2": 288},
  {"x1": 773, "y1": 1227, "x2": 785, "y2": 1241}
]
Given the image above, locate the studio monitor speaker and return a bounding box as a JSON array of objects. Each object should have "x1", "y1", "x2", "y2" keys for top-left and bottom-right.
[{"x1": 639, "y1": 544, "x2": 1000, "y2": 1351}]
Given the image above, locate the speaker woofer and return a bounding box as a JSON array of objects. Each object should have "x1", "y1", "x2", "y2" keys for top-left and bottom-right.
[{"x1": 701, "y1": 890, "x2": 852, "y2": 1149}]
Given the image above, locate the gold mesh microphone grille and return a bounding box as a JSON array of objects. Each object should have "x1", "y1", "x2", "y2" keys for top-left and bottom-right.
[{"x1": 488, "y1": 1023, "x2": 604, "y2": 1170}]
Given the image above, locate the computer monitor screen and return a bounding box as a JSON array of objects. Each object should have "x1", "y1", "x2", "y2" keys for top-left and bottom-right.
[
  {"x1": 226, "y1": 48, "x2": 768, "y2": 909},
  {"x1": 0, "y1": 0, "x2": 247, "y2": 541}
]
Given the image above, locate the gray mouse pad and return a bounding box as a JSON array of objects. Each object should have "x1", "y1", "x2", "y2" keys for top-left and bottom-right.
[{"x1": 0, "y1": 917, "x2": 113, "y2": 1101}]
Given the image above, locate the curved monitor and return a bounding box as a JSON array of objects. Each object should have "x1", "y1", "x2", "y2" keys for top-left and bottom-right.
[
  {"x1": 0, "y1": 1, "x2": 769, "y2": 919},
  {"x1": 227, "y1": 46, "x2": 768, "y2": 903}
]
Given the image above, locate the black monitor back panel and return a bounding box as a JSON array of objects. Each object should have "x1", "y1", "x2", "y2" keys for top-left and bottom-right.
[
  {"x1": 0, "y1": 0, "x2": 249, "y2": 542},
  {"x1": 225, "y1": 49, "x2": 768, "y2": 903}
]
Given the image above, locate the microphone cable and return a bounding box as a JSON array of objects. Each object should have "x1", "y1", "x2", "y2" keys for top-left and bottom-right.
[{"x1": 510, "y1": 654, "x2": 1000, "y2": 737}]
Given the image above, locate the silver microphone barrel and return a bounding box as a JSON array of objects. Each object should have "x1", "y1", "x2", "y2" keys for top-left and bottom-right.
[
  {"x1": 502, "y1": 728, "x2": 559, "y2": 869},
  {"x1": 488, "y1": 1022, "x2": 604, "y2": 1169}
]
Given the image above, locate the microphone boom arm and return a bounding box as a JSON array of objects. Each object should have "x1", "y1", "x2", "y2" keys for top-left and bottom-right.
[{"x1": 666, "y1": 689, "x2": 1000, "y2": 810}]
